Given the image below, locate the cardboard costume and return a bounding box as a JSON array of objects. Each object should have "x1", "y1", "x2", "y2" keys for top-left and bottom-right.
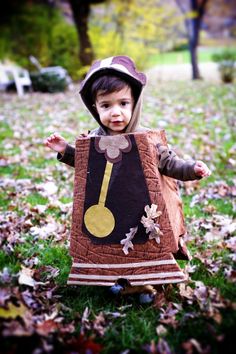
[
  {"x1": 57, "y1": 56, "x2": 197, "y2": 287},
  {"x1": 67, "y1": 130, "x2": 188, "y2": 286}
]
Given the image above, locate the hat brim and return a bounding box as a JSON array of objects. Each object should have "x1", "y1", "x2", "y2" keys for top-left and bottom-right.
[{"x1": 80, "y1": 68, "x2": 143, "y2": 126}]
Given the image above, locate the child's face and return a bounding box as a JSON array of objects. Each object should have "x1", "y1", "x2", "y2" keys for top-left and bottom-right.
[{"x1": 95, "y1": 86, "x2": 134, "y2": 135}]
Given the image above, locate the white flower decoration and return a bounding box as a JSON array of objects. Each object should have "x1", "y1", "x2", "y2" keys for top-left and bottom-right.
[
  {"x1": 95, "y1": 135, "x2": 131, "y2": 162},
  {"x1": 141, "y1": 204, "x2": 163, "y2": 244},
  {"x1": 120, "y1": 226, "x2": 138, "y2": 255}
]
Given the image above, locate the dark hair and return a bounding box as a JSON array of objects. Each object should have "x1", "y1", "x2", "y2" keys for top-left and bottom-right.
[{"x1": 91, "y1": 74, "x2": 138, "y2": 103}]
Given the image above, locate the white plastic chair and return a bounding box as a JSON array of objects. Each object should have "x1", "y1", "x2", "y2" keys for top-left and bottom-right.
[{"x1": 0, "y1": 64, "x2": 32, "y2": 97}]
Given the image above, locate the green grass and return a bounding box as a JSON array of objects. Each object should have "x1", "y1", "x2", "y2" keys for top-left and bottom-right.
[
  {"x1": 0, "y1": 81, "x2": 235, "y2": 353},
  {"x1": 39, "y1": 245, "x2": 71, "y2": 284},
  {"x1": 0, "y1": 251, "x2": 21, "y2": 275},
  {"x1": 10, "y1": 238, "x2": 72, "y2": 285},
  {"x1": 59, "y1": 196, "x2": 72, "y2": 204},
  {"x1": 25, "y1": 192, "x2": 49, "y2": 206},
  {"x1": 191, "y1": 262, "x2": 235, "y2": 301},
  {"x1": 29, "y1": 156, "x2": 58, "y2": 168},
  {"x1": 0, "y1": 165, "x2": 31, "y2": 179},
  {"x1": 100, "y1": 309, "x2": 157, "y2": 353},
  {"x1": 0, "y1": 191, "x2": 11, "y2": 210},
  {"x1": 148, "y1": 46, "x2": 232, "y2": 66},
  {"x1": 183, "y1": 195, "x2": 235, "y2": 218},
  {"x1": 0, "y1": 122, "x2": 14, "y2": 140}
]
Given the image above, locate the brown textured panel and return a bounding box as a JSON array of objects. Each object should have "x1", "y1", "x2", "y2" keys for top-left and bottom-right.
[
  {"x1": 136, "y1": 130, "x2": 186, "y2": 250},
  {"x1": 70, "y1": 137, "x2": 90, "y2": 257},
  {"x1": 135, "y1": 131, "x2": 178, "y2": 253},
  {"x1": 160, "y1": 176, "x2": 186, "y2": 241},
  {"x1": 69, "y1": 130, "x2": 186, "y2": 286}
]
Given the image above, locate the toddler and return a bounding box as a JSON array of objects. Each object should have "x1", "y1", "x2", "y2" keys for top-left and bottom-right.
[{"x1": 45, "y1": 56, "x2": 211, "y2": 303}]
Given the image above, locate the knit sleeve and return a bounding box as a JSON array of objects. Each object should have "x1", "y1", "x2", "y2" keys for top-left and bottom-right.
[
  {"x1": 57, "y1": 144, "x2": 75, "y2": 167},
  {"x1": 157, "y1": 144, "x2": 201, "y2": 181}
]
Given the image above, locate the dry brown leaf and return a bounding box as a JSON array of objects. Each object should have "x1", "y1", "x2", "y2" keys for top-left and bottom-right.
[
  {"x1": 153, "y1": 291, "x2": 166, "y2": 309},
  {"x1": 93, "y1": 312, "x2": 107, "y2": 337},
  {"x1": 2, "y1": 320, "x2": 34, "y2": 337},
  {"x1": 179, "y1": 283, "x2": 194, "y2": 301},
  {"x1": 36, "y1": 319, "x2": 59, "y2": 336},
  {"x1": 0, "y1": 288, "x2": 11, "y2": 307}
]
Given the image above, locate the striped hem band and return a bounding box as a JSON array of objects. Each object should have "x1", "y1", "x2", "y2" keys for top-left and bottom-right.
[
  {"x1": 72, "y1": 259, "x2": 176, "y2": 269},
  {"x1": 67, "y1": 278, "x2": 186, "y2": 286},
  {"x1": 68, "y1": 271, "x2": 183, "y2": 281}
]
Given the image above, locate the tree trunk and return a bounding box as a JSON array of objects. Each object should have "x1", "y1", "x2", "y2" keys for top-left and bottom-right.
[
  {"x1": 189, "y1": 44, "x2": 200, "y2": 79},
  {"x1": 68, "y1": 0, "x2": 94, "y2": 66},
  {"x1": 188, "y1": 0, "x2": 201, "y2": 79},
  {"x1": 176, "y1": 0, "x2": 209, "y2": 80}
]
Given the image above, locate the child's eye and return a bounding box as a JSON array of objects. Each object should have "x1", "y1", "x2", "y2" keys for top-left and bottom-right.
[
  {"x1": 101, "y1": 103, "x2": 109, "y2": 109},
  {"x1": 121, "y1": 101, "x2": 129, "y2": 106}
]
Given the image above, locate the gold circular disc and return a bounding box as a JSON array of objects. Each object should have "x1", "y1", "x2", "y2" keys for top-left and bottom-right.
[{"x1": 84, "y1": 204, "x2": 115, "y2": 238}]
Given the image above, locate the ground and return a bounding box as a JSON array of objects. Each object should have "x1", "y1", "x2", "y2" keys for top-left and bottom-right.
[
  {"x1": 146, "y1": 62, "x2": 220, "y2": 82},
  {"x1": 0, "y1": 65, "x2": 235, "y2": 353}
]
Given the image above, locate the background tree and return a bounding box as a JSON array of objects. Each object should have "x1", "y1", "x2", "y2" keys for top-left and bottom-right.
[
  {"x1": 175, "y1": 0, "x2": 209, "y2": 80},
  {"x1": 88, "y1": 0, "x2": 181, "y2": 69},
  {"x1": 68, "y1": 0, "x2": 107, "y2": 67}
]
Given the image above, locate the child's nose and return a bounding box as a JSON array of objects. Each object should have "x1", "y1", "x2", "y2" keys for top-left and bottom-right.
[{"x1": 111, "y1": 105, "x2": 121, "y2": 116}]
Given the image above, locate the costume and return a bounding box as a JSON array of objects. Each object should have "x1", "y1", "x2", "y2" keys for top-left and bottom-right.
[{"x1": 58, "y1": 56, "x2": 200, "y2": 287}]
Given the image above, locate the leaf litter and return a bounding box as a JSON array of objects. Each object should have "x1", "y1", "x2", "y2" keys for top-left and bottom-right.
[{"x1": 0, "y1": 83, "x2": 236, "y2": 353}]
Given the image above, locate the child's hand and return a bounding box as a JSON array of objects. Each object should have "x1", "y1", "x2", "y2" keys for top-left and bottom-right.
[
  {"x1": 194, "y1": 160, "x2": 211, "y2": 178},
  {"x1": 44, "y1": 133, "x2": 67, "y2": 154}
]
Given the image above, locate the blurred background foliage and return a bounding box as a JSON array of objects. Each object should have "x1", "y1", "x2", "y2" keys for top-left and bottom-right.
[
  {"x1": 0, "y1": 3, "x2": 80, "y2": 80},
  {"x1": 89, "y1": 0, "x2": 183, "y2": 70},
  {"x1": 0, "y1": 0, "x2": 235, "y2": 81},
  {"x1": 0, "y1": 0, "x2": 183, "y2": 79}
]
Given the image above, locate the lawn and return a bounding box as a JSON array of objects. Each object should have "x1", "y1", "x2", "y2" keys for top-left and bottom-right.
[
  {"x1": 0, "y1": 79, "x2": 235, "y2": 354},
  {"x1": 147, "y1": 46, "x2": 232, "y2": 67}
]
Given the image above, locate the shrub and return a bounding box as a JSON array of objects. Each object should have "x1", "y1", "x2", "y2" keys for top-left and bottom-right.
[
  {"x1": 212, "y1": 50, "x2": 236, "y2": 83},
  {"x1": 50, "y1": 21, "x2": 80, "y2": 81},
  {"x1": 30, "y1": 72, "x2": 67, "y2": 93}
]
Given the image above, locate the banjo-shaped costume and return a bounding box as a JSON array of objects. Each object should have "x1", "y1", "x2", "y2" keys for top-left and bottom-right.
[{"x1": 58, "y1": 56, "x2": 200, "y2": 287}]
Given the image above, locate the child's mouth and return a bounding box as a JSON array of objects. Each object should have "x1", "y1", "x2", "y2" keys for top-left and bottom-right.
[{"x1": 111, "y1": 121, "x2": 123, "y2": 125}]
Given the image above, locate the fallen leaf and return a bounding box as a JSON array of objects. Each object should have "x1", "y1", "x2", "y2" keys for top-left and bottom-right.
[
  {"x1": 156, "y1": 324, "x2": 167, "y2": 336},
  {"x1": 93, "y1": 312, "x2": 107, "y2": 336},
  {"x1": 0, "y1": 288, "x2": 11, "y2": 307},
  {"x1": 36, "y1": 319, "x2": 59, "y2": 336},
  {"x1": 153, "y1": 291, "x2": 166, "y2": 309},
  {"x1": 182, "y1": 338, "x2": 210, "y2": 354},
  {"x1": 18, "y1": 267, "x2": 36, "y2": 287},
  {"x1": 159, "y1": 303, "x2": 179, "y2": 328},
  {"x1": 65, "y1": 334, "x2": 103, "y2": 354},
  {"x1": 81, "y1": 307, "x2": 91, "y2": 333},
  {"x1": 37, "y1": 181, "x2": 58, "y2": 196},
  {"x1": 2, "y1": 320, "x2": 34, "y2": 337},
  {"x1": 0, "y1": 302, "x2": 28, "y2": 319},
  {"x1": 179, "y1": 283, "x2": 194, "y2": 301},
  {"x1": 156, "y1": 338, "x2": 172, "y2": 354}
]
